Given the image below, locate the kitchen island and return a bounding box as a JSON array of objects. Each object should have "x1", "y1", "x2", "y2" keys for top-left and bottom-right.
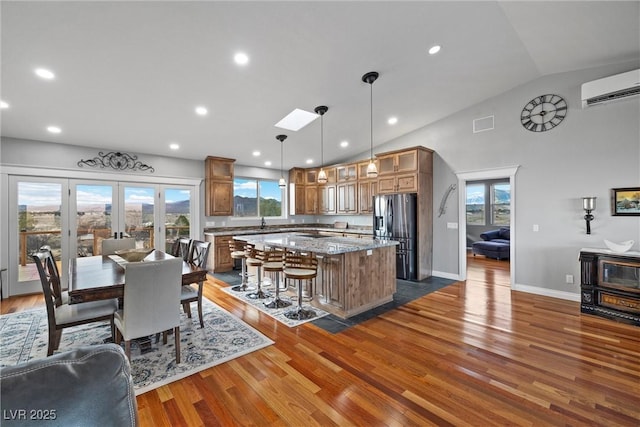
[{"x1": 234, "y1": 232, "x2": 398, "y2": 319}]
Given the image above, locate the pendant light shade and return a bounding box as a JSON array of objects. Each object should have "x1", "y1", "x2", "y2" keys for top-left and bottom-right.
[
  {"x1": 314, "y1": 105, "x2": 328, "y2": 184},
  {"x1": 276, "y1": 134, "x2": 287, "y2": 188},
  {"x1": 362, "y1": 71, "x2": 379, "y2": 178}
]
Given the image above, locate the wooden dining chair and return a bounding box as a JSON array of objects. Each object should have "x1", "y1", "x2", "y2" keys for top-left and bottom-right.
[
  {"x1": 101, "y1": 238, "x2": 136, "y2": 255},
  {"x1": 181, "y1": 240, "x2": 210, "y2": 328},
  {"x1": 38, "y1": 245, "x2": 68, "y2": 305},
  {"x1": 114, "y1": 258, "x2": 183, "y2": 363},
  {"x1": 171, "y1": 238, "x2": 192, "y2": 262},
  {"x1": 32, "y1": 250, "x2": 118, "y2": 356}
]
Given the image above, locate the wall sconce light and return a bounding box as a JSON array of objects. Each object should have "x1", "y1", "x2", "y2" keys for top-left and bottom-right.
[{"x1": 582, "y1": 196, "x2": 596, "y2": 234}]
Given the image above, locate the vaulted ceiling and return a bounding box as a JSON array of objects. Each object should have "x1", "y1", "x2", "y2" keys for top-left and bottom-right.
[{"x1": 2, "y1": 1, "x2": 638, "y2": 170}]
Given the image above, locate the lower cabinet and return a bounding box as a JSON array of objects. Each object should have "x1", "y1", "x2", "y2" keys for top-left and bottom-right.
[
  {"x1": 316, "y1": 254, "x2": 345, "y2": 309},
  {"x1": 205, "y1": 234, "x2": 234, "y2": 273}
]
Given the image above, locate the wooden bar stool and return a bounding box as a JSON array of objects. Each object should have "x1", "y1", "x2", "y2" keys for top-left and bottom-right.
[
  {"x1": 283, "y1": 252, "x2": 318, "y2": 320},
  {"x1": 246, "y1": 245, "x2": 270, "y2": 299},
  {"x1": 229, "y1": 240, "x2": 253, "y2": 292},
  {"x1": 263, "y1": 248, "x2": 291, "y2": 309}
]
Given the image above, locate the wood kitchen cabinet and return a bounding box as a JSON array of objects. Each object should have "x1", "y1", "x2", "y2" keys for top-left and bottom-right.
[
  {"x1": 317, "y1": 254, "x2": 345, "y2": 309},
  {"x1": 377, "y1": 173, "x2": 418, "y2": 194},
  {"x1": 305, "y1": 185, "x2": 319, "y2": 214},
  {"x1": 337, "y1": 182, "x2": 357, "y2": 214},
  {"x1": 336, "y1": 163, "x2": 357, "y2": 182},
  {"x1": 319, "y1": 185, "x2": 336, "y2": 214},
  {"x1": 358, "y1": 179, "x2": 377, "y2": 214},
  {"x1": 289, "y1": 168, "x2": 306, "y2": 215},
  {"x1": 376, "y1": 149, "x2": 418, "y2": 175},
  {"x1": 205, "y1": 156, "x2": 235, "y2": 216},
  {"x1": 205, "y1": 234, "x2": 234, "y2": 273}
]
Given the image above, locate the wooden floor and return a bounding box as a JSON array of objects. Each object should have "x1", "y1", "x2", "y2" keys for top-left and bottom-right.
[{"x1": 2, "y1": 255, "x2": 639, "y2": 426}]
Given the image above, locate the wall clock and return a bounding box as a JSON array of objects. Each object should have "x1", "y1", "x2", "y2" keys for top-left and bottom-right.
[{"x1": 520, "y1": 94, "x2": 567, "y2": 132}]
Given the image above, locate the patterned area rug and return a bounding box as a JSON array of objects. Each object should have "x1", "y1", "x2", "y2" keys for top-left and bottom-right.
[
  {"x1": 220, "y1": 284, "x2": 329, "y2": 327},
  {"x1": 0, "y1": 298, "x2": 273, "y2": 395}
]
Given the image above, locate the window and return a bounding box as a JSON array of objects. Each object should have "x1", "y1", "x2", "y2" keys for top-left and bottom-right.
[
  {"x1": 491, "y1": 183, "x2": 511, "y2": 225},
  {"x1": 466, "y1": 181, "x2": 511, "y2": 226},
  {"x1": 233, "y1": 178, "x2": 283, "y2": 218},
  {"x1": 466, "y1": 184, "x2": 485, "y2": 225}
]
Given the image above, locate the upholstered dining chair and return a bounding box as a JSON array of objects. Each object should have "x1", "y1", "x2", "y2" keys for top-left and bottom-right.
[
  {"x1": 101, "y1": 238, "x2": 136, "y2": 255},
  {"x1": 114, "y1": 258, "x2": 183, "y2": 363},
  {"x1": 171, "y1": 237, "x2": 192, "y2": 262},
  {"x1": 32, "y1": 250, "x2": 118, "y2": 356},
  {"x1": 180, "y1": 240, "x2": 210, "y2": 328}
]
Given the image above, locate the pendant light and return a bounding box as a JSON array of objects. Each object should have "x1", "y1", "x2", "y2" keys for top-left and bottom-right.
[
  {"x1": 314, "y1": 105, "x2": 328, "y2": 184},
  {"x1": 276, "y1": 134, "x2": 287, "y2": 188},
  {"x1": 362, "y1": 71, "x2": 379, "y2": 178}
]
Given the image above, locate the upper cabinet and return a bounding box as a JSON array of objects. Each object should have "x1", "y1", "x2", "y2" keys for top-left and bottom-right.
[
  {"x1": 205, "y1": 156, "x2": 235, "y2": 216},
  {"x1": 375, "y1": 147, "x2": 433, "y2": 195},
  {"x1": 337, "y1": 163, "x2": 357, "y2": 182},
  {"x1": 377, "y1": 149, "x2": 419, "y2": 175}
]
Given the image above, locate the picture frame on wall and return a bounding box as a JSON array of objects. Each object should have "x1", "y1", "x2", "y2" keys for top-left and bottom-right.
[{"x1": 611, "y1": 187, "x2": 640, "y2": 216}]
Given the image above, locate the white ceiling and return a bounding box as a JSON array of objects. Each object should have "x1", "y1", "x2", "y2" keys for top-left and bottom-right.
[{"x1": 2, "y1": 1, "x2": 639, "y2": 170}]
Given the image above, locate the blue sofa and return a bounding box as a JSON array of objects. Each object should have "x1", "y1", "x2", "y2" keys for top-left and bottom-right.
[{"x1": 472, "y1": 228, "x2": 510, "y2": 260}]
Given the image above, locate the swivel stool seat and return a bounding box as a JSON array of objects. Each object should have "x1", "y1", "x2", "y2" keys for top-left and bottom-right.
[
  {"x1": 229, "y1": 240, "x2": 253, "y2": 292},
  {"x1": 283, "y1": 251, "x2": 318, "y2": 320},
  {"x1": 246, "y1": 244, "x2": 270, "y2": 299},
  {"x1": 262, "y1": 248, "x2": 291, "y2": 309}
]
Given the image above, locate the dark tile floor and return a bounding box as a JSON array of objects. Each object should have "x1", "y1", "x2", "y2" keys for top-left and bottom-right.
[{"x1": 212, "y1": 269, "x2": 456, "y2": 334}]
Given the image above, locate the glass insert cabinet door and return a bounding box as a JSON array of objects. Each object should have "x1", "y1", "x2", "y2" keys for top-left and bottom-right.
[{"x1": 599, "y1": 257, "x2": 640, "y2": 292}]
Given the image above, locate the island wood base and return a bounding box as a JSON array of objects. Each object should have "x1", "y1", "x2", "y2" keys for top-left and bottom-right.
[{"x1": 312, "y1": 245, "x2": 396, "y2": 319}]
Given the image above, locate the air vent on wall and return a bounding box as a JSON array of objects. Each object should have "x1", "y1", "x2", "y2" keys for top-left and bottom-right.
[
  {"x1": 473, "y1": 115, "x2": 494, "y2": 133},
  {"x1": 581, "y1": 69, "x2": 640, "y2": 108}
]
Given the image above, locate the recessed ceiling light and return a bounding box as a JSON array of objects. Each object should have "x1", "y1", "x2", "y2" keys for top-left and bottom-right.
[
  {"x1": 428, "y1": 45, "x2": 441, "y2": 55},
  {"x1": 35, "y1": 68, "x2": 55, "y2": 79},
  {"x1": 305, "y1": 159, "x2": 313, "y2": 165},
  {"x1": 47, "y1": 126, "x2": 61, "y2": 134},
  {"x1": 340, "y1": 140, "x2": 349, "y2": 148},
  {"x1": 264, "y1": 161, "x2": 272, "y2": 167},
  {"x1": 234, "y1": 52, "x2": 249, "y2": 65},
  {"x1": 388, "y1": 117, "x2": 398, "y2": 125},
  {"x1": 0, "y1": 100, "x2": 8, "y2": 109},
  {"x1": 195, "y1": 106, "x2": 208, "y2": 116},
  {"x1": 275, "y1": 108, "x2": 319, "y2": 131},
  {"x1": 252, "y1": 150, "x2": 261, "y2": 157},
  {"x1": 169, "y1": 143, "x2": 180, "y2": 150}
]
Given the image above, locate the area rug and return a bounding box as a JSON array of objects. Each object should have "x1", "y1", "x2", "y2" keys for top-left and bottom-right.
[
  {"x1": 220, "y1": 284, "x2": 329, "y2": 327},
  {"x1": 0, "y1": 298, "x2": 273, "y2": 395}
]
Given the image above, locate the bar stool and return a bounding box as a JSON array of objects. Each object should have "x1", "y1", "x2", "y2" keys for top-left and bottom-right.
[
  {"x1": 283, "y1": 252, "x2": 318, "y2": 320},
  {"x1": 229, "y1": 240, "x2": 253, "y2": 292},
  {"x1": 263, "y1": 248, "x2": 291, "y2": 309},
  {"x1": 246, "y1": 245, "x2": 270, "y2": 299}
]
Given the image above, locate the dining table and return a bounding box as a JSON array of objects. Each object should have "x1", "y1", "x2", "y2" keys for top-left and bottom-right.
[{"x1": 68, "y1": 250, "x2": 208, "y2": 304}]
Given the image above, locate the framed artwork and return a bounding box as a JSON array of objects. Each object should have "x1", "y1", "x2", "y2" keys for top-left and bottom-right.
[{"x1": 611, "y1": 187, "x2": 640, "y2": 216}]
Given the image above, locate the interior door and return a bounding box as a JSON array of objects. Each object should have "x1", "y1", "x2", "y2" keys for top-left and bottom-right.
[{"x1": 9, "y1": 177, "x2": 70, "y2": 295}]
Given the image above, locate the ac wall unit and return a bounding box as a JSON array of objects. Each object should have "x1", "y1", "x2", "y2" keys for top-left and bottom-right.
[{"x1": 581, "y1": 69, "x2": 640, "y2": 108}]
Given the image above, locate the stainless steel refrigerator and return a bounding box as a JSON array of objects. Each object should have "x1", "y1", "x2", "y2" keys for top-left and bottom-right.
[{"x1": 373, "y1": 193, "x2": 418, "y2": 281}]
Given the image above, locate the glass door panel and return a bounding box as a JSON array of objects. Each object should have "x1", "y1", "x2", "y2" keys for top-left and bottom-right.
[
  {"x1": 73, "y1": 183, "x2": 116, "y2": 257},
  {"x1": 164, "y1": 187, "x2": 192, "y2": 253},
  {"x1": 10, "y1": 178, "x2": 68, "y2": 295},
  {"x1": 122, "y1": 185, "x2": 155, "y2": 249}
]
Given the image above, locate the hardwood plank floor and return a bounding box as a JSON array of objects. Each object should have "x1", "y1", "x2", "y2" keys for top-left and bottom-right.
[{"x1": 2, "y1": 256, "x2": 639, "y2": 426}]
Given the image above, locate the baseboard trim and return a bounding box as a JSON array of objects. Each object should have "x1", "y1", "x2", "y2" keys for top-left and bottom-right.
[
  {"x1": 432, "y1": 271, "x2": 461, "y2": 281},
  {"x1": 512, "y1": 283, "x2": 581, "y2": 302}
]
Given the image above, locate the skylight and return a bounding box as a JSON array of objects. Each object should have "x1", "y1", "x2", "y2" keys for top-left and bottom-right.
[{"x1": 275, "y1": 109, "x2": 318, "y2": 131}]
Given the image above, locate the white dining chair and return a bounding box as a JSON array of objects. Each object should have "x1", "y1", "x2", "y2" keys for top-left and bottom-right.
[
  {"x1": 114, "y1": 258, "x2": 183, "y2": 363},
  {"x1": 101, "y1": 238, "x2": 136, "y2": 255}
]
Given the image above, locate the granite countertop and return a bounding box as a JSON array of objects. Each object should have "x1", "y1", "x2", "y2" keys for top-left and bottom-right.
[
  {"x1": 580, "y1": 247, "x2": 640, "y2": 257},
  {"x1": 233, "y1": 232, "x2": 397, "y2": 255},
  {"x1": 204, "y1": 225, "x2": 372, "y2": 237}
]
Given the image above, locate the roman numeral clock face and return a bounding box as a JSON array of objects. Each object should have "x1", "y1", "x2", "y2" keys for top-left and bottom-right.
[{"x1": 520, "y1": 94, "x2": 567, "y2": 132}]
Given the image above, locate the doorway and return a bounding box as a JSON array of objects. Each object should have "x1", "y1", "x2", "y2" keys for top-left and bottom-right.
[
  {"x1": 7, "y1": 176, "x2": 195, "y2": 297},
  {"x1": 456, "y1": 166, "x2": 518, "y2": 286}
]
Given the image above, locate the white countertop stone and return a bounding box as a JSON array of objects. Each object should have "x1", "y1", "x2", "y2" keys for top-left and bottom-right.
[{"x1": 233, "y1": 232, "x2": 397, "y2": 255}]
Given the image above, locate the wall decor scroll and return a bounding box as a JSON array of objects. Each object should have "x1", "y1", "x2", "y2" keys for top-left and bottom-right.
[{"x1": 77, "y1": 151, "x2": 155, "y2": 173}]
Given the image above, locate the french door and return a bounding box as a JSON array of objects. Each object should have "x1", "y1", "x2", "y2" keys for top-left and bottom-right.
[{"x1": 9, "y1": 177, "x2": 194, "y2": 296}]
